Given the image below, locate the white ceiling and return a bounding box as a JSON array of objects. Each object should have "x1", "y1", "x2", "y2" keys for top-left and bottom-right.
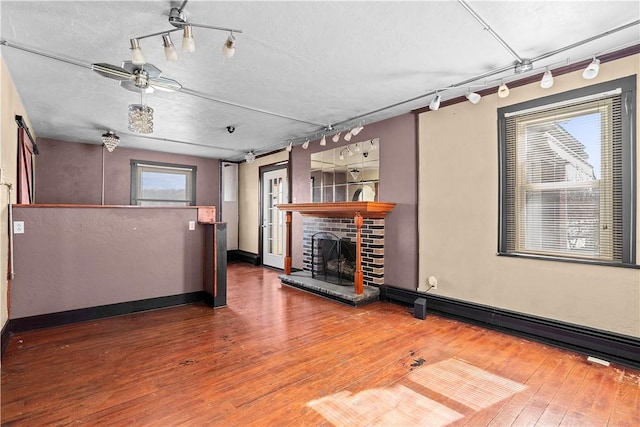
[{"x1": 1, "y1": 1, "x2": 639, "y2": 162}]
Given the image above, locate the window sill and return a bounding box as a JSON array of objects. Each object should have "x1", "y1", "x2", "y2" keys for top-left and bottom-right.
[{"x1": 497, "y1": 251, "x2": 640, "y2": 269}]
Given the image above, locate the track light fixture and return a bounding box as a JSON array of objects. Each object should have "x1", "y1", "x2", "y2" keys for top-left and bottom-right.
[
  {"x1": 344, "y1": 130, "x2": 352, "y2": 142},
  {"x1": 302, "y1": 139, "x2": 310, "y2": 150},
  {"x1": 514, "y1": 59, "x2": 533, "y2": 74},
  {"x1": 466, "y1": 90, "x2": 482, "y2": 104},
  {"x1": 429, "y1": 93, "x2": 441, "y2": 111},
  {"x1": 320, "y1": 134, "x2": 327, "y2": 146},
  {"x1": 162, "y1": 34, "x2": 178, "y2": 61},
  {"x1": 354, "y1": 143, "x2": 360, "y2": 152},
  {"x1": 347, "y1": 146, "x2": 354, "y2": 157},
  {"x1": 582, "y1": 57, "x2": 600, "y2": 80},
  {"x1": 129, "y1": 3, "x2": 242, "y2": 65},
  {"x1": 369, "y1": 139, "x2": 377, "y2": 151},
  {"x1": 223, "y1": 33, "x2": 236, "y2": 58},
  {"x1": 101, "y1": 131, "x2": 120, "y2": 152},
  {"x1": 245, "y1": 151, "x2": 256, "y2": 164},
  {"x1": 497, "y1": 82, "x2": 510, "y2": 98},
  {"x1": 339, "y1": 150, "x2": 345, "y2": 160},
  {"x1": 540, "y1": 68, "x2": 554, "y2": 89},
  {"x1": 351, "y1": 124, "x2": 364, "y2": 136},
  {"x1": 332, "y1": 132, "x2": 341, "y2": 143}
]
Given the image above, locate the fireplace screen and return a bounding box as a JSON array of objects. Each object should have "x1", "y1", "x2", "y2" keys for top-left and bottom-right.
[{"x1": 311, "y1": 232, "x2": 356, "y2": 286}]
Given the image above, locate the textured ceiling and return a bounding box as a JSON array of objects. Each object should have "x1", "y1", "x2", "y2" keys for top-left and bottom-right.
[{"x1": 1, "y1": 1, "x2": 639, "y2": 161}]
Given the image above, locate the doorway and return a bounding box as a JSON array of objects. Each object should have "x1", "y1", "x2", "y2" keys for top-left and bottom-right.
[{"x1": 261, "y1": 166, "x2": 288, "y2": 269}]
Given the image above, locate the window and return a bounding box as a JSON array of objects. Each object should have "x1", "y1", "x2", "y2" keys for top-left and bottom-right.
[
  {"x1": 131, "y1": 160, "x2": 196, "y2": 206},
  {"x1": 498, "y1": 76, "x2": 636, "y2": 265}
]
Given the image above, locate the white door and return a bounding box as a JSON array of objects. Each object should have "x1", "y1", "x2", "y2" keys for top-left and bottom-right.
[{"x1": 262, "y1": 167, "x2": 288, "y2": 269}]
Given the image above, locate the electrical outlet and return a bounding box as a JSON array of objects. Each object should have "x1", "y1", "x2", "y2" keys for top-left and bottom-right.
[
  {"x1": 13, "y1": 221, "x2": 24, "y2": 234},
  {"x1": 428, "y1": 276, "x2": 438, "y2": 290},
  {"x1": 188, "y1": 221, "x2": 196, "y2": 231}
]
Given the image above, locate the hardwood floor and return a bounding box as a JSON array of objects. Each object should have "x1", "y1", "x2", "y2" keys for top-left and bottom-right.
[{"x1": 2, "y1": 261, "x2": 639, "y2": 426}]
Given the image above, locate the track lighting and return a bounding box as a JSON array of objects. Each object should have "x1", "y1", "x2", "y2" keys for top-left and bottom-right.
[
  {"x1": 369, "y1": 139, "x2": 377, "y2": 151},
  {"x1": 344, "y1": 130, "x2": 352, "y2": 142},
  {"x1": 354, "y1": 143, "x2": 360, "y2": 152},
  {"x1": 582, "y1": 57, "x2": 600, "y2": 80},
  {"x1": 286, "y1": 141, "x2": 292, "y2": 152},
  {"x1": 101, "y1": 131, "x2": 120, "y2": 152},
  {"x1": 497, "y1": 82, "x2": 510, "y2": 98},
  {"x1": 466, "y1": 90, "x2": 482, "y2": 104},
  {"x1": 429, "y1": 93, "x2": 441, "y2": 111},
  {"x1": 351, "y1": 124, "x2": 364, "y2": 136},
  {"x1": 320, "y1": 134, "x2": 326, "y2": 146},
  {"x1": 514, "y1": 59, "x2": 533, "y2": 74},
  {"x1": 245, "y1": 151, "x2": 255, "y2": 164},
  {"x1": 302, "y1": 139, "x2": 310, "y2": 150},
  {"x1": 182, "y1": 25, "x2": 195, "y2": 53},
  {"x1": 130, "y1": 39, "x2": 145, "y2": 65},
  {"x1": 162, "y1": 34, "x2": 178, "y2": 61},
  {"x1": 339, "y1": 150, "x2": 345, "y2": 160},
  {"x1": 540, "y1": 68, "x2": 554, "y2": 89},
  {"x1": 222, "y1": 33, "x2": 236, "y2": 58},
  {"x1": 347, "y1": 147, "x2": 354, "y2": 157},
  {"x1": 332, "y1": 132, "x2": 341, "y2": 143}
]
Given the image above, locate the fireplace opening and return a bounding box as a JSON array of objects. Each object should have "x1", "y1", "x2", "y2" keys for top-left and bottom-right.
[{"x1": 311, "y1": 232, "x2": 356, "y2": 286}]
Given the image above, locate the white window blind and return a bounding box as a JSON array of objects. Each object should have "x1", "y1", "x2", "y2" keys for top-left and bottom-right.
[{"x1": 503, "y1": 94, "x2": 622, "y2": 262}]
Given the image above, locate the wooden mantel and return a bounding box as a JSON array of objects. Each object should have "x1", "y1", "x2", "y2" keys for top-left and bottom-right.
[
  {"x1": 275, "y1": 201, "x2": 396, "y2": 219},
  {"x1": 276, "y1": 202, "x2": 396, "y2": 295}
]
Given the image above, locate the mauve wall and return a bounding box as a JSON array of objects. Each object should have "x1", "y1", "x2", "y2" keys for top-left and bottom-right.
[
  {"x1": 35, "y1": 138, "x2": 220, "y2": 206},
  {"x1": 291, "y1": 113, "x2": 418, "y2": 289},
  {"x1": 10, "y1": 206, "x2": 206, "y2": 318}
]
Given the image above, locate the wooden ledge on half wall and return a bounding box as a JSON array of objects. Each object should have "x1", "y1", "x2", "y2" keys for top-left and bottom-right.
[{"x1": 275, "y1": 201, "x2": 396, "y2": 219}]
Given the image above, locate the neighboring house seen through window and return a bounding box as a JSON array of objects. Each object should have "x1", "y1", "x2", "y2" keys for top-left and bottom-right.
[
  {"x1": 498, "y1": 76, "x2": 636, "y2": 265},
  {"x1": 131, "y1": 160, "x2": 197, "y2": 206}
]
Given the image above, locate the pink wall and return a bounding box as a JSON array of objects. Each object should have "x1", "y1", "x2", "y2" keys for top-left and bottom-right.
[
  {"x1": 10, "y1": 206, "x2": 206, "y2": 318},
  {"x1": 35, "y1": 138, "x2": 220, "y2": 206},
  {"x1": 290, "y1": 113, "x2": 418, "y2": 290}
]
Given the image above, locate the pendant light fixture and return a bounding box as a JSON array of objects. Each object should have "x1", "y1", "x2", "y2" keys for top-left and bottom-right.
[
  {"x1": 245, "y1": 151, "x2": 256, "y2": 164},
  {"x1": 101, "y1": 131, "x2": 120, "y2": 152}
]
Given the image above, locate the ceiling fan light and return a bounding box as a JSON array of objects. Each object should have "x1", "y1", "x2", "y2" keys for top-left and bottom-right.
[
  {"x1": 429, "y1": 94, "x2": 441, "y2": 111},
  {"x1": 162, "y1": 34, "x2": 178, "y2": 61},
  {"x1": 332, "y1": 132, "x2": 341, "y2": 143},
  {"x1": 130, "y1": 39, "x2": 145, "y2": 65},
  {"x1": 497, "y1": 83, "x2": 510, "y2": 98},
  {"x1": 101, "y1": 131, "x2": 120, "y2": 152},
  {"x1": 320, "y1": 134, "x2": 326, "y2": 146},
  {"x1": 222, "y1": 34, "x2": 236, "y2": 58},
  {"x1": 582, "y1": 58, "x2": 600, "y2": 80},
  {"x1": 466, "y1": 91, "x2": 481, "y2": 104},
  {"x1": 182, "y1": 25, "x2": 195, "y2": 53},
  {"x1": 128, "y1": 104, "x2": 154, "y2": 134},
  {"x1": 540, "y1": 69, "x2": 554, "y2": 89}
]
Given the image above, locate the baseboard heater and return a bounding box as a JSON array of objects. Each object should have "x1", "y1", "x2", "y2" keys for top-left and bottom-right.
[{"x1": 380, "y1": 285, "x2": 640, "y2": 370}]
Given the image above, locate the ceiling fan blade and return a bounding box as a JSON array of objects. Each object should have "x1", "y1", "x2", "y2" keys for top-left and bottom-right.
[
  {"x1": 92, "y1": 63, "x2": 133, "y2": 81},
  {"x1": 150, "y1": 77, "x2": 183, "y2": 92}
]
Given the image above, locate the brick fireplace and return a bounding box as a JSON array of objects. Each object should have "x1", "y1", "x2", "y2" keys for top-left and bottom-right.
[{"x1": 276, "y1": 202, "x2": 395, "y2": 303}]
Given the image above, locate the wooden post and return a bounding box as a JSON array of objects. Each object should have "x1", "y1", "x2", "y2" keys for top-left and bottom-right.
[
  {"x1": 284, "y1": 211, "x2": 292, "y2": 275},
  {"x1": 354, "y1": 212, "x2": 364, "y2": 295}
]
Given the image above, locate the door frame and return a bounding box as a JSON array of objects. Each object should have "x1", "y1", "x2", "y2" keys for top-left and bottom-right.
[{"x1": 259, "y1": 161, "x2": 290, "y2": 267}]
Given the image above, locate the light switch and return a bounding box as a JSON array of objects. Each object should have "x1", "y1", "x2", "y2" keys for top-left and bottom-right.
[
  {"x1": 14, "y1": 221, "x2": 24, "y2": 234},
  {"x1": 188, "y1": 221, "x2": 196, "y2": 231}
]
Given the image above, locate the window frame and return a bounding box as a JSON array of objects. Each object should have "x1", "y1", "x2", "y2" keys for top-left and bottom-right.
[
  {"x1": 498, "y1": 75, "x2": 637, "y2": 267},
  {"x1": 130, "y1": 160, "x2": 197, "y2": 206}
]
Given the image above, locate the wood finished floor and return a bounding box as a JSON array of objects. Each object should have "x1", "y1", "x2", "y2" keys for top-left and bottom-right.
[{"x1": 2, "y1": 261, "x2": 639, "y2": 426}]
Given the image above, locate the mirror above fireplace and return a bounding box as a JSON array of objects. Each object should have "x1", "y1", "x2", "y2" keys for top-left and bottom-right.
[{"x1": 310, "y1": 138, "x2": 380, "y2": 203}]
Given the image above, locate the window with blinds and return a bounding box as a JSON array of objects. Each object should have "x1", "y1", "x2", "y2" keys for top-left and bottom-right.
[
  {"x1": 498, "y1": 76, "x2": 635, "y2": 265},
  {"x1": 131, "y1": 160, "x2": 197, "y2": 206}
]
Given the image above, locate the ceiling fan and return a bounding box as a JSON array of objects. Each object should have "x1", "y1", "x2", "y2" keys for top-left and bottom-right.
[{"x1": 91, "y1": 61, "x2": 182, "y2": 94}]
